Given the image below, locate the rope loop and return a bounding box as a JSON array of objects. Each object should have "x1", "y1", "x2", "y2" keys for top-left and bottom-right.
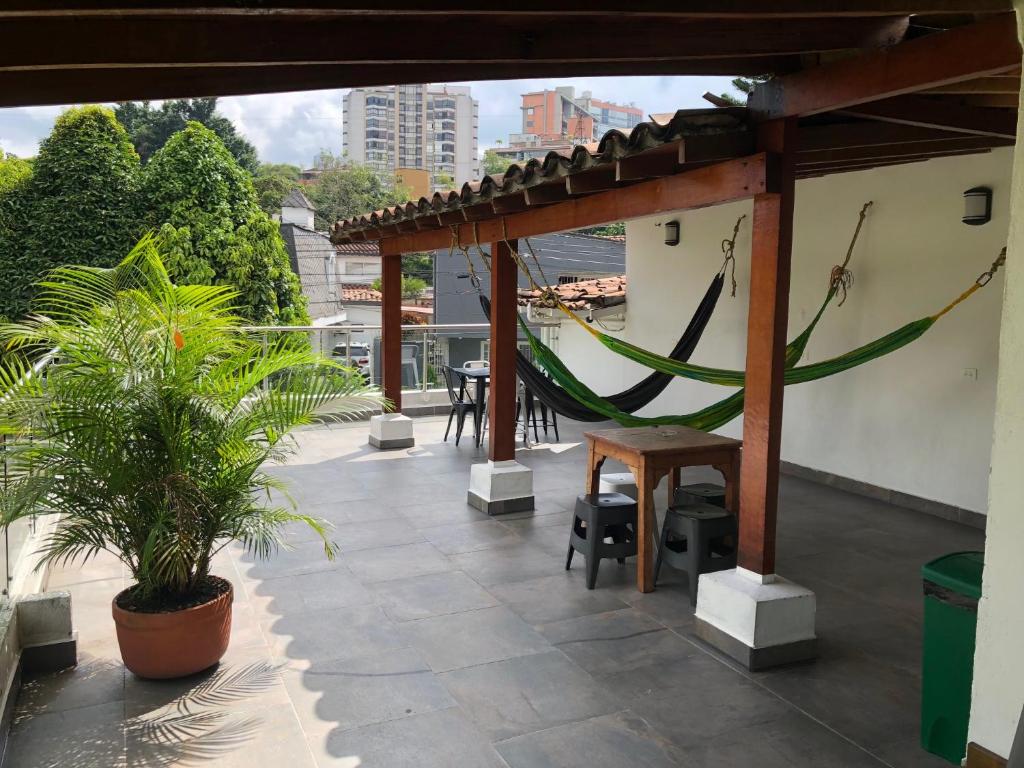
[
  {"x1": 976, "y1": 247, "x2": 1007, "y2": 287},
  {"x1": 719, "y1": 214, "x2": 745, "y2": 297},
  {"x1": 830, "y1": 201, "x2": 873, "y2": 307}
]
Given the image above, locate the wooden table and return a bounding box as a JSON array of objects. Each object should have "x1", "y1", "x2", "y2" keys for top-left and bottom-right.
[
  {"x1": 584, "y1": 425, "x2": 742, "y2": 593},
  {"x1": 451, "y1": 366, "x2": 489, "y2": 447}
]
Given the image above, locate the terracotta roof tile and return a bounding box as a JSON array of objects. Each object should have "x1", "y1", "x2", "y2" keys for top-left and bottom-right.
[
  {"x1": 340, "y1": 283, "x2": 382, "y2": 302},
  {"x1": 518, "y1": 275, "x2": 626, "y2": 311}
]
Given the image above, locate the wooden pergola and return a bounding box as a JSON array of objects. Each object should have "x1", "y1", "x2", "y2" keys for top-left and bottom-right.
[{"x1": 3, "y1": 2, "x2": 1021, "y2": 683}]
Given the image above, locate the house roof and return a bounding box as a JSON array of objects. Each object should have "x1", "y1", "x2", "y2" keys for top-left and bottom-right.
[
  {"x1": 282, "y1": 188, "x2": 315, "y2": 210},
  {"x1": 335, "y1": 241, "x2": 381, "y2": 257},
  {"x1": 278, "y1": 222, "x2": 339, "y2": 321},
  {"x1": 340, "y1": 284, "x2": 382, "y2": 303},
  {"x1": 518, "y1": 275, "x2": 626, "y2": 311}
]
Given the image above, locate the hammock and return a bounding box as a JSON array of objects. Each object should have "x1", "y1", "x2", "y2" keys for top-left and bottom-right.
[
  {"x1": 521, "y1": 250, "x2": 1005, "y2": 430},
  {"x1": 477, "y1": 269, "x2": 724, "y2": 422}
]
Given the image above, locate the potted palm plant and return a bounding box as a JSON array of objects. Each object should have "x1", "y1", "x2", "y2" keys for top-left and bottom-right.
[{"x1": 0, "y1": 237, "x2": 382, "y2": 679}]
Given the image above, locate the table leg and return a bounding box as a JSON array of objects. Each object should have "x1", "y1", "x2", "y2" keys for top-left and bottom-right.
[
  {"x1": 634, "y1": 460, "x2": 656, "y2": 593},
  {"x1": 669, "y1": 467, "x2": 681, "y2": 509},
  {"x1": 475, "y1": 377, "x2": 486, "y2": 447},
  {"x1": 714, "y1": 455, "x2": 741, "y2": 518},
  {"x1": 585, "y1": 442, "x2": 605, "y2": 495}
]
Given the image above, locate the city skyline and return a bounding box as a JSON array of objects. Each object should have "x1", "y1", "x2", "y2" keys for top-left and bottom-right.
[{"x1": 0, "y1": 75, "x2": 737, "y2": 168}]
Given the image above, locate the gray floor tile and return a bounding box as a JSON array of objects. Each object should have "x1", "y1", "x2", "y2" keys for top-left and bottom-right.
[
  {"x1": 282, "y1": 647, "x2": 455, "y2": 736},
  {"x1": 496, "y1": 710, "x2": 686, "y2": 768},
  {"x1": 397, "y1": 500, "x2": 491, "y2": 529},
  {"x1": 264, "y1": 604, "x2": 408, "y2": 663},
  {"x1": 15, "y1": 650, "x2": 125, "y2": 718},
  {"x1": 332, "y1": 518, "x2": 426, "y2": 553},
  {"x1": 6, "y1": 700, "x2": 127, "y2": 768},
  {"x1": 245, "y1": 567, "x2": 376, "y2": 617},
  {"x1": 420, "y1": 519, "x2": 522, "y2": 555},
  {"x1": 319, "y1": 707, "x2": 507, "y2": 767},
  {"x1": 370, "y1": 570, "x2": 500, "y2": 622},
  {"x1": 345, "y1": 542, "x2": 455, "y2": 584},
  {"x1": 489, "y1": 573, "x2": 630, "y2": 626},
  {"x1": 235, "y1": 538, "x2": 344, "y2": 581},
  {"x1": 401, "y1": 605, "x2": 552, "y2": 673},
  {"x1": 440, "y1": 650, "x2": 619, "y2": 741},
  {"x1": 449, "y1": 544, "x2": 564, "y2": 588}
]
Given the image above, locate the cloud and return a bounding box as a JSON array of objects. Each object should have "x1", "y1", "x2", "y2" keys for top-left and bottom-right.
[{"x1": 0, "y1": 75, "x2": 738, "y2": 166}]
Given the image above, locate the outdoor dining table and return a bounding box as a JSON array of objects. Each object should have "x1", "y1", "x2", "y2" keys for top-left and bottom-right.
[
  {"x1": 583, "y1": 425, "x2": 742, "y2": 593},
  {"x1": 451, "y1": 366, "x2": 490, "y2": 447}
]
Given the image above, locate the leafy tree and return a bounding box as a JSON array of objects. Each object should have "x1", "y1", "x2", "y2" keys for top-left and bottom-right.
[
  {"x1": 0, "y1": 147, "x2": 32, "y2": 195},
  {"x1": 305, "y1": 153, "x2": 411, "y2": 231},
  {"x1": 577, "y1": 222, "x2": 626, "y2": 237},
  {"x1": 0, "y1": 107, "x2": 142, "y2": 321},
  {"x1": 371, "y1": 274, "x2": 427, "y2": 300},
  {"x1": 115, "y1": 98, "x2": 259, "y2": 173},
  {"x1": 481, "y1": 149, "x2": 509, "y2": 177},
  {"x1": 433, "y1": 172, "x2": 455, "y2": 191},
  {"x1": 140, "y1": 122, "x2": 308, "y2": 325},
  {"x1": 253, "y1": 162, "x2": 302, "y2": 215},
  {"x1": 401, "y1": 253, "x2": 434, "y2": 286},
  {"x1": 717, "y1": 75, "x2": 771, "y2": 106}
]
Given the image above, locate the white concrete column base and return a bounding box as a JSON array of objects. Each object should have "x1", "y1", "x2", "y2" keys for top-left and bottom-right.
[
  {"x1": 467, "y1": 460, "x2": 534, "y2": 516},
  {"x1": 599, "y1": 472, "x2": 638, "y2": 500},
  {"x1": 16, "y1": 591, "x2": 77, "y2": 675},
  {"x1": 694, "y1": 567, "x2": 817, "y2": 671},
  {"x1": 368, "y1": 413, "x2": 415, "y2": 450}
]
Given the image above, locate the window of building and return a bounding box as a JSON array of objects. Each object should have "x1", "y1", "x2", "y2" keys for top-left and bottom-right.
[{"x1": 558, "y1": 275, "x2": 580, "y2": 285}]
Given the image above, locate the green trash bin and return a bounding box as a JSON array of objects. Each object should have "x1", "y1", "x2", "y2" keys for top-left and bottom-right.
[{"x1": 921, "y1": 551, "x2": 984, "y2": 764}]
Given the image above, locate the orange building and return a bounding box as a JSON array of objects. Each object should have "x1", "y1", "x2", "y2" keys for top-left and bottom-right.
[{"x1": 520, "y1": 87, "x2": 642, "y2": 143}]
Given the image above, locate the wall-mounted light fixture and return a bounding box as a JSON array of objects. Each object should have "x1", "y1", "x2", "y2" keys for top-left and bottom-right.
[
  {"x1": 664, "y1": 219, "x2": 681, "y2": 246},
  {"x1": 963, "y1": 187, "x2": 993, "y2": 226}
]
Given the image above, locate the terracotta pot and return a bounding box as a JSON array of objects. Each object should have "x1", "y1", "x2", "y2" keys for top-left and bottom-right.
[{"x1": 112, "y1": 581, "x2": 233, "y2": 679}]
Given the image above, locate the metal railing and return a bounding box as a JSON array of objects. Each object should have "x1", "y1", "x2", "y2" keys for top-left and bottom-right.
[{"x1": 241, "y1": 323, "x2": 493, "y2": 392}]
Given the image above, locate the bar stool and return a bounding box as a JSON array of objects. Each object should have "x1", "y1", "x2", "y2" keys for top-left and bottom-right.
[
  {"x1": 672, "y1": 482, "x2": 726, "y2": 508},
  {"x1": 654, "y1": 502, "x2": 738, "y2": 605},
  {"x1": 566, "y1": 493, "x2": 638, "y2": 589}
]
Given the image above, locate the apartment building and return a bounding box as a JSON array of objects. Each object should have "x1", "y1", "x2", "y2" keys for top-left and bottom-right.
[
  {"x1": 343, "y1": 84, "x2": 479, "y2": 192},
  {"x1": 521, "y1": 86, "x2": 643, "y2": 143}
]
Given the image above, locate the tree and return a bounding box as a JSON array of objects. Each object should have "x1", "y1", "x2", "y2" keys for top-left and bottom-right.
[
  {"x1": 0, "y1": 107, "x2": 142, "y2": 321},
  {"x1": 717, "y1": 75, "x2": 771, "y2": 106},
  {"x1": 401, "y1": 253, "x2": 434, "y2": 286},
  {"x1": 305, "y1": 153, "x2": 411, "y2": 231},
  {"x1": 0, "y1": 149, "x2": 33, "y2": 322},
  {"x1": 115, "y1": 98, "x2": 259, "y2": 173},
  {"x1": 253, "y1": 162, "x2": 302, "y2": 215},
  {"x1": 481, "y1": 149, "x2": 508, "y2": 177},
  {"x1": 140, "y1": 122, "x2": 308, "y2": 325},
  {"x1": 371, "y1": 274, "x2": 427, "y2": 300},
  {"x1": 0, "y1": 147, "x2": 32, "y2": 195}
]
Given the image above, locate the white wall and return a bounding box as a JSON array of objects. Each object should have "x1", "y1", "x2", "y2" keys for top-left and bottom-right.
[
  {"x1": 969, "y1": 8, "x2": 1024, "y2": 756},
  {"x1": 562, "y1": 150, "x2": 1010, "y2": 514}
]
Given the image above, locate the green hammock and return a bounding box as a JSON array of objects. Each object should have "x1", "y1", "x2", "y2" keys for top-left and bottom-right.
[{"x1": 523, "y1": 254, "x2": 1003, "y2": 430}]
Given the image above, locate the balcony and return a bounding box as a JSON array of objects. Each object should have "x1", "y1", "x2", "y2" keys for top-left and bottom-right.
[{"x1": 5, "y1": 414, "x2": 976, "y2": 767}]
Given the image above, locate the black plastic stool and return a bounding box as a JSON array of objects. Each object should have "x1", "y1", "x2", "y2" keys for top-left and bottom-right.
[
  {"x1": 566, "y1": 493, "x2": 638, "y2": 589},
  {"x1": 654, "y1": 502, "x2": 737, "y2": 605},
  {"x1": 672, "y1": 482, "x2": 726, "y2": 508}
]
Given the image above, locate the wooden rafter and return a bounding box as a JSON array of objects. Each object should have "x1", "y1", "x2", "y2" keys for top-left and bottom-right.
[
  {"x1": 749, "y1": 13, "x2": 1020, "y2": 119},
  {"x1": 839, "y1": 95, "x2": 1017, "y2": 138},
  {"x1": 922, "y1": 77, "x2": 1022, "y2": 94},
  {"x1": 363, "y1": 155, "x2": 769, "y2": 255},
  {"x1": 797, "y1": 121, "x2": 982, "y2": 151},
  {"x1": 797, "y1": 136, "x2": 1010, "y2": 165}
]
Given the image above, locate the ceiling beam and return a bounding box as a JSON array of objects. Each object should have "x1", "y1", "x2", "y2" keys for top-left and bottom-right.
[
  {"x1": 922, "y1": 76, "x2": 1021, "y2": 94},
  {"x1": 797, "y1": 136, "x2": 1010, "y2": 165},
  {"x1": 839, "y1": 94, "x2": 1017, "y2": 138},
  {"x1": 0, "y1": 16, "x2": 910, "y2": 70},
  {"x1": 361, "y1": 154, "x2": 769, "y2": 255},
  {"x1": 523, "y1": 183, "x2": 571, "y2": 206},
  {"x1": 616, "y1": 141, "x2": 685, "y2": 181},
  {"x1": 959, "y1": 94, "x2": 1020, "y2": 108},
  {"x1": 749, "y1": 13, "x2": 1020, "y2": 119},
  {"x1": 0, "y1": 58, "x2": 800, "y2": 108},
  {"x1": 0, "y1": 1, "x2": 1008, "y2": 17},
  {"x1": 797, "y1": 148, "x2": 992, "y2": 177},
  {"x1": 796, "y1": 121, "x2": 973, "y2": 150}
]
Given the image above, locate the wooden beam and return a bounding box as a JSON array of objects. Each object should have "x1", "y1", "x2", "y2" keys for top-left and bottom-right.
[
  {"x1": 381, "y1": 253, "x2": 402, "y2": 412},
  {"x1": 797, "y1": 136, "x2": 1008, "y2": 165},
  {"x1": 616, "y1": 141, "x2": 685, "y2": 181},
  {"x1": 488, "y1": 240, "x2": 518, "y2": 463},
  {"x1": 462, "y1": 202, "x2": 495, "y2": 222},
  {"x1": 682, "y1": 132, "x2": 758, "y2": 163},
  {"x1": 0, "y1": 57, "x2": 801, "y2": 108},
  {"x1": 565, "y1": 165, "x2": 620, "y2": 195},
  {"x1": 738, "y1": 120, "x2": 797, "y2": 576},
  {"x1": 395, "y1": 220, "x2": 417, "y2": 233},
  {"x1": 523, "y1": 183, "x2": 571, "y2": 206},
  {"x1": 0, "y1": 1, "x2": 1011, "y2": 16},
  {"x1": 0, "y1": 16, "x2": 911, "y2": 70},
  {"x1": 840, "y1": 94, "x2": 1017, "y2": 138},
  {"x1": 796, "y1": 149, "x2": 993, "y2": 177},
  {"x1": 923, "y1": 76, "x2": 1021, "y2": 94},
  {"x1": 796, "y1": 121, "x2": 976, "y2": 151},
  {"x1": 371, "y1": 154, "x2": 768, "y2": 255},
  {"x1": 749, "y1": 13, "x2": 1020, "y2": 119},
  {"x1": 960, "y1": 94, "x2": 1020, "y2": 109},
  {"x1": 491, "y1": 193, "x2": 528, "y2": 214}
]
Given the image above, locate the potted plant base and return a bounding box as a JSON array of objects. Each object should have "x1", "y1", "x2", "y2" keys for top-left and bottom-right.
[{"x1": 112, "y1": 576, "x2": 233, "y2": 679}]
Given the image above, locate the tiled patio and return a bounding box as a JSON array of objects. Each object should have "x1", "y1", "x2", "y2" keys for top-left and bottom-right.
[{"x1": 4, "y1": 415, "x2": 983, "y2": 768}]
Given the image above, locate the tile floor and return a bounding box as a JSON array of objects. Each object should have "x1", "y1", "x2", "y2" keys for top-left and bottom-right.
[{"x1": 2, "y1": 416, "x2": 983, "y2": 767}]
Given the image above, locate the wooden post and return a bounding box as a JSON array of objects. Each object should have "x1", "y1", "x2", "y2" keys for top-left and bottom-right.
[
  {"x1": 382, "y1": 252, "x2": 402, "y2": 413},
  {"x1": 488, "y1": 240, "x2": 518, "y2": 462},
  {"x1": 738, "y1": 118, "x2": 798, "y2": 576}
]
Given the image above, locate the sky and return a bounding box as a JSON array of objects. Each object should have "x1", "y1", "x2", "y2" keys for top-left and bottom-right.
[{"x1": 0, "y1": 75, "x2": 737, "y2": 167}]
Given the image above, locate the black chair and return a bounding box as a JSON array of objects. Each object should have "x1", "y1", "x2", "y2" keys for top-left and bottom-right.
[
  {"x1": 654, "y1": 502, "x2": 738, "y2": 605},
  {"x1": 441, "y1": 366, "x2": 476, "y2": 446}
]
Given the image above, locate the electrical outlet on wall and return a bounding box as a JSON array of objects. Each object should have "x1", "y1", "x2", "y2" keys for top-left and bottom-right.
[{"x1": 963, "y1": 368, "x2": 979, "y2": 381}]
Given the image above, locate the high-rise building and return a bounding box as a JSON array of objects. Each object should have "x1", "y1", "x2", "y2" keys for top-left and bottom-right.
[
  {"x1": 520, "y1": 87, "x2": 643, "y2": 143},
  {"x1": 343, "y1": 84, "x2": 479, "y2": 193}
]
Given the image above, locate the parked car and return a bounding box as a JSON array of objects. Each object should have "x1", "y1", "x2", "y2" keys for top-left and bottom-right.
[{"x1": 332, "y1": 342, "x2": 373, "y2": 382}]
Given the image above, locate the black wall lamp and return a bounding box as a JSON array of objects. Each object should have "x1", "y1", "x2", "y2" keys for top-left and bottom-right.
[
  {"x1": 963, "y1": 187, "x2": 993, "y2": 226},
  {"x1": 663, "y1": 219, "x2": 681, "y2": 246}
]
